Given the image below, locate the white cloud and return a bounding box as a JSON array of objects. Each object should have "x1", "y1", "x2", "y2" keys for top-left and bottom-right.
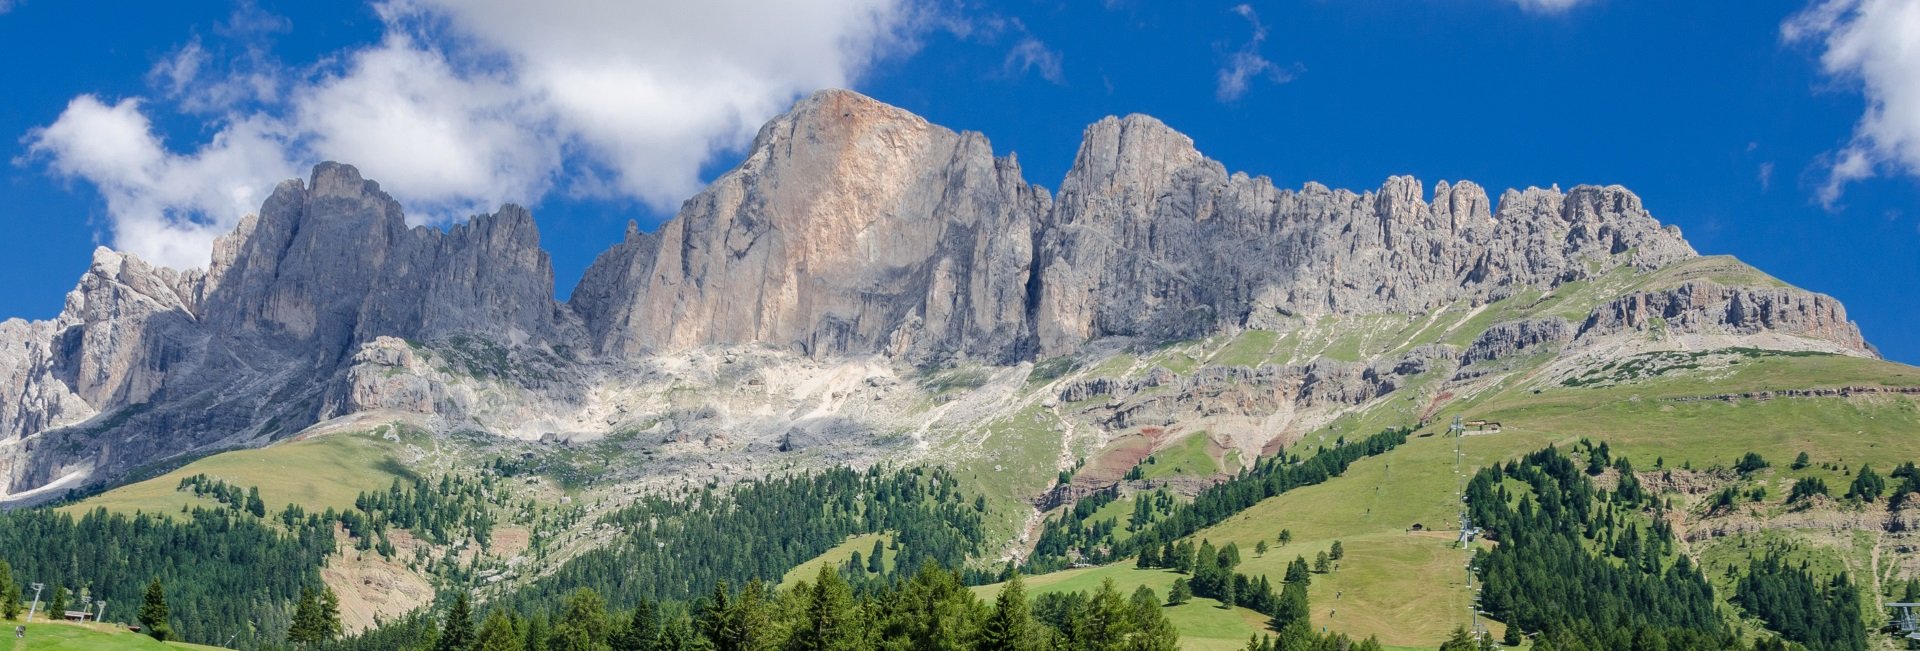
[
  {"x1": 25, "y1": 0, "x2": 921, "y2": 269},
  {"x1": 23, "y1": 96, "x2": 298, "y2": 269},
  {"x1": 1785, "y1": 0, "x2": 1920, "y2": 207},
  {"x1": 1004, "y1": 37, "x2": 1065, "y2": 84},
  {"x1": 1759, "y1": 161, "x2": 1776, "y2": 191},
  {"x1": 1509, "y1": 0, "x2": 1589, "y2": 13},
  {"x1": 1216, "y1": 4, "x2": 1294, "y2": 102},
  {"x1": 291, "y1": 32, "x2": 560, "y2": 219},
  {"x1": 392, "y1": 0, "x2": 915, "y2": 206}
]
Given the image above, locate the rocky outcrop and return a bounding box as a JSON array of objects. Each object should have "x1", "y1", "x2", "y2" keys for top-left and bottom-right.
[
  {"x1": 345, "y1": 338, "x2": 438, "y2": 414},
  {"x1": 1576, "y1": 280, "x2": 1870, "y2": 354},
  {"x1": 1088, "y1": 346, "x2": 1450, "y2": 431},
  {"x1": 1460, "y1": 317, "x2": 1573, "y2": 367}
]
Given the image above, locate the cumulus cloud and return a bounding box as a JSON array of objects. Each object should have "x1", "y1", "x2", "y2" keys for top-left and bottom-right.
[
  {"x1": 1509, "y1": 0, "x2": 1589, "y2": 13},
  {"x1": 1216, "y1": 4, "x2": 1295, "y2": 102},
  {"x1": 23, "y1": 96, "x2": 298, "y2": 269},
  {"x1": 1784, "y1": 0, "x2": 1920, "y2": 207},
  {"x1": 24, "y1": 0, "x2": 920, "y2": 270}
]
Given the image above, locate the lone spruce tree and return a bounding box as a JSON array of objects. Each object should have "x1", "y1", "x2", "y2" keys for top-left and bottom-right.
[
  {"x1": 139, "y1": 579, "x2": 172, "y2": 641},
  {"x1": 289, "y1": 586, "x2": 320, "y2": 645},
  {"x1": 48, "y1": 587, "x2": 69, "y2": 618}
]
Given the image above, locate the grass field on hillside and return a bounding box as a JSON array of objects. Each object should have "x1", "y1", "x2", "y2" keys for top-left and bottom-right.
[
  {"x1": 779, "y1": 533, "x2": 897, "y2": 588},
  {"x1": 1469, "y1": 357, "x2": 1920, "y2": 476},
  {"x1": 65, "y1": 427, "x2": 418, "y2": 517},
  {"x1": 1138, "y1": 433, "x2": 1223, "y2": 481},
  {"x1": 970, "y1": 565, "x2": 1275, "y2": 651},
  {"x1": 1002, "y1": 347, "x2": 1920, "y2": 647},
  {"x1": 6, "y1": 621, "x2": 228, "y2": 651},
  {"x1": 945, "y1": 403, "x2": 1078, "y2": 546}
]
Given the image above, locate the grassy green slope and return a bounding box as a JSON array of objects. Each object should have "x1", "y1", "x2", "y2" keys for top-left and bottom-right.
[
  {"x1": 6, "y1": 621, "x2": 229, "y2": 651},
  {"x1": 778, "y1": 533, "x2": 897, "y2": 589},
  {"x1": 64, "y1": 427, "x2": 418, "y2": 517},
  {"x1": 967, "y1": 565, "x2": 1275, "y2": 651},
  {"x1": 1025, "y1": 352, "x2": 1920, "y2": 646}
]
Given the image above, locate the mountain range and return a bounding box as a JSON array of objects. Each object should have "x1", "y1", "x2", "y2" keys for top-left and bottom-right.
[{"x1": 0, "y1": 89, "x2": 1873, "y2": 505}]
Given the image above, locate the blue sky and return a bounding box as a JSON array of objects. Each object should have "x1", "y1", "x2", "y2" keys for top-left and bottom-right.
[{"x1": 1, "y1": 1, "x2": 1917, "y2": 362}]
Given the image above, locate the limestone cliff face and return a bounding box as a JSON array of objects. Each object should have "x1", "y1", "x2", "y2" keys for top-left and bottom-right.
[
  {"x1": 0, "y1": 164, "x2": 576, "y2": 497},
  {"x1": 1578, "y1": 280, "x2": 1869, "y2": 350},
  {"x1": 569, "y1": 89, "x2": 1050, "y2": 364},
  {"x1": 1033, "y1": 114, "x2": 1696, "y2": 352},
  {"x1": 570, "y1": 92, "x2": 1706, "y2": 364},
  {"x1": 209, "y1": 163, "x2": 566, "y2": 354}
]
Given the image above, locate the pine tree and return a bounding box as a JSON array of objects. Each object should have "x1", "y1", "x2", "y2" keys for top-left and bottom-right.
[
  {"x1": 552, "y1": 587, "x2": 611, "y2": 651},
  {"x1": 1167, "y1": 578, "x2": 1191, "y2": 606},
  {"x1": 1792, "y1": 451, "x2": 1811, "y2": 469},
  {"x1": 1438, "y1": 626, "x2": 1477, "y2": 651},
  {"x1": 289, "y1": 587, "x2": 320, "y2": 645},
  {"x1": 525, "y1": 613, "x2": 552, "y2": 651},
  {"x1": 1313, "y1": 551, "x2": 1331, "y2": 574},
  {"x1": 0, "y1": 560, "x2": 19, "y2": 620},
  {"x1": 318, "y1": 587, "x2": 342, "y2": 642},
  {"x1": 869, "y1": 539, "x2": 887, "y2": 574},
  {"x1": 48, "y1": 587, "x2": 68, "y2": 618},
  {"x1": 475, "y1": 609, "x2": 523, "y2": 651},
  {"x1": 1268, "y1": 582, "x2": 1307, "y2": 631},
  {"x1": 1277, "y1": 529, "x2": 1292, "y2": 546},
  {"x1": 1128, "y1": 586, "x2": 1179, "y2": 651},
  {"x1": 433, "y1": 591, "x2": 475, "y2": 651},
  {"x1": 613, "y1": 599, "x2": 659, "y2": 651},
  {"x1": 1328, "y1": 540, "x2": 1344, "y2": 561},
  {"x1": 697, "y1": 581, "x2": 733, "y2": 649},
  {"x1": 1254, "y1": 541, "x2": 1268, "y2": 557},
  {"x1": 790, "y1": 564, "x2": 861, "y2": 651},
  {"x1": 1284, "y1": 556, "x2": 1310, "y2": 586},
  {"x1": 1171, "y1": 542, "x2": 1195, "y2": 574},
  {"x1": 1082, "y1": 579, "x2": 1137, "y2": 650},
  {"x1": 977, "y1": 572, "x2": 1037, "y2": 651},
  {"x1": 1849, "y1": 464, "x2": 1886, "y2": 501},
  {"x1": 138, "y1": 578, "x2": 171, "y2": 641},
  {"x1": 1218, "y1": 579, "x2": 1236, "y2": 609}
]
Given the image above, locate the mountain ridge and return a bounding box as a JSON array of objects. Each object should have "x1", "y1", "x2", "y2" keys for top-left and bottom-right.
[{"x1": 0, "y1": 88, "x2": 1875, "y2": 502}]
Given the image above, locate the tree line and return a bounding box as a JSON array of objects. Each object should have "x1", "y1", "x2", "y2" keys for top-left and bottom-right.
[
  {"x1": 0, "y1": 506, "x2": 334, "y2": 648},
  {"x1": 1468, "y1": 445, "x2": 1807, "y2": 650},
  {"x1": 494, "y1": 465, "x2": 989, "y2": 611},
  {"x1": 322, "y1": 562, "x2": 1181, "y2": 651},
  {"x1": 1023, "y1": 427, "x2": 1409, "y2": 574}
]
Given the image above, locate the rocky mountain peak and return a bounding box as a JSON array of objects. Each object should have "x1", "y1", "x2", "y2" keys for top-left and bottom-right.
[
  {"x1": 1063, "y1": 114, "x2": 1208, "y2": 201},
  {"x1": 571, "y1": 88, "x2": 1049, "y2": 361}
]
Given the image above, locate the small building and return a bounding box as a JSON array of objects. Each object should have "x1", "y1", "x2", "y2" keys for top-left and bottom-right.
[{"x1": 62, "y1": 610, "x2": 91, "y2": 622}]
